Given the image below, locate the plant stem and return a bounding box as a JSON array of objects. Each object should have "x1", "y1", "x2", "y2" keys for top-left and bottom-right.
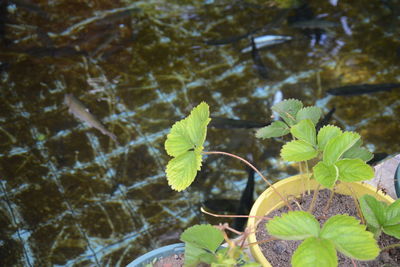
[
  {"x1": 200, "y1": 207, "x2": 273, "y2": 220},
  {"x1": 381, "y1": 243, "x2": 400, "y2": 251},
  {"x1": 307, "y1": 184, "x2": 320, "y2": 213},
  {"x1": 323, "y1": 188, "x2": 335, "y2": 213},
  {"x1": 203, "y1": 151, "x2": 292, "y2": 210}
]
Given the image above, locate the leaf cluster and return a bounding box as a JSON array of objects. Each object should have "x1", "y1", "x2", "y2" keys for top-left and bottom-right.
[
  {"x1": 359, "y1": 195, "x2": 400, "y2": 239},
  {"x1": 267, "y1": 211, "x2": 380, "y2": 267},
  {"x1": 180, "y1": 224, "x2": 260, "y2": 267},
  {"x1": 256, "y1": 99, "x2": 374, "y2": 188}
]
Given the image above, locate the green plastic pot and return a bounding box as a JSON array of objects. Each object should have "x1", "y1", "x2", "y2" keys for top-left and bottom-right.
[{"x1": 247, "y1": 174, "x2": 395, "y2": 267}]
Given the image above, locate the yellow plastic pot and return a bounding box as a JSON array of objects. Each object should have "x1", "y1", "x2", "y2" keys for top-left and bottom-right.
[{"x1": 247, "y1": 174, "x2": 395, "y2": 267}]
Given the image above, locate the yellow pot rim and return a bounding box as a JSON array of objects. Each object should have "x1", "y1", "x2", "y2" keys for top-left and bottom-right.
[{"x1": 247, "y1": 174, "x2": 395, "y2": 267}]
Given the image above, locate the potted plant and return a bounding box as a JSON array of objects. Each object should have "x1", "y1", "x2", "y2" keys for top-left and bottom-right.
[{"x1": 155, "y1": 99, "x2": 400, "y2": 266}]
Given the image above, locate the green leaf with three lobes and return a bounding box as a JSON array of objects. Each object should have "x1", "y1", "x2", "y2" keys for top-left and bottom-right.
[
  {"x1": 281, "y1": 140, "x2": 318, "y2": 162},
  {"x1": 296, "y1": 106, "x2": 322, "y2": 125},
  {"x1": 317, "y1": 125, "x2": 342, "y2": 151},
  {"x1": 181, "y1": 224, "x2": 224, "y2": 253},
  {"x1": 272, "y1": 99, "x2": 303, "y2": 126},
  {"x1": 290, "y1": 119, "x2": 316, "y2": 145},
  {"x1": 291, "y1": 237, "x2": 337, "y2": 267},
  {"x1": 320, "y1": 215, "x2": 380, "y2": 260},
  {"x1": 164, "y1": 102, "x2": 210, "y2": 191},
  {"x1": 313, "y1": 161, "x2": 338, "y2": 188},
  {"x1": 255, "y1": 121, "x2": 289, "y2": 139},
  {"x1": 383, "y1": 224, "x2": 400, "y2": 239},
  {"x1": 266, "y1": 211, "x2": 320, "y2": 240},
  {"x1": 323, "y1": 131, "x2": 360, "y2": 165}
]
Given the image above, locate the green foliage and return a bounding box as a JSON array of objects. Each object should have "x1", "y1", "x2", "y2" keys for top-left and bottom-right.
[
  {"x1": 290, "y1": 119, "x2": 317, "y2": 146},
  {"x1": 359, "y1": 195, "x2": 400, "y2": 239},
  {"x1": 180, "y1": 224, "x2": 260, "y2": 267},
  {"x1": 267, "y1": 211, "x2": 379, "y2": 267},
  {"x1": 165, "y1": 102, "x2": 210, "y2": 191},
  {"x1": 296, "y1": 106, "x2": 322, "y2": 125},
  {"x1": 272, "y1": 98, "x2": 303, "y2": 126},
  {"x1": 255, "y1": 121, "x2": 289, "y2": 139},
  {"x1": 281, "y1": 140, "x2": 318, "y2": 162},
  {"x1": 317, "y1": 125, "x2": 342, "y2": 151},
  {"x1": 313, "y1": 161, "x2": 338, "y2": 188},
  {"x1": 323, "y1": 131, "x2": 360, "y2": 165}
]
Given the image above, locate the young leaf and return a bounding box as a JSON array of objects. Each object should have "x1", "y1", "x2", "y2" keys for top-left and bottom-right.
[
  {"x1": 342, "y1": 139, "x2": 373, "y2": 162},
  {"x1": 336, "y1": 159, "x2": 374, "y2": 182},
  {"x1": 290, "y1": 119, "x2": 317, "y2": 145},
  {"x1": 281, "y1": 140, "x2": 318, "y2": 162},
  {"x1": 272, "y1": 99, "x2": 303, "y2": 126},
  {"x1": 382, "y1": 224, "x2": 400, "y2": 239},
  {"x1": 266, "y1": 211, "x2": 320, "y2": 240},
  {"x1": 164, "y1": 102, "x2": 211, "y2": 191},
  {"x1": 296, "y1": 106, "x2": 322, "y2": 125},
  {"x1": 184, "y1": 242, "x2": 214, "y2": 267},
  {"x1": 359, "y1": 194, "x2": 387, "y2": 231},
  {"x1": 255, "y1": 121, "x2": 289, "y2": 139},
  {"x1": 291, "y1": 237, "x2": 337, "y2": 267},
  {"x1": 320, "y1": 215, "x2": 379, "y2": 260},
  {"x1": 180, "y1": 224, "x2": 224, "y2": 253},
  {"x1": 385, "y1": 199, "x2": 400, "y2": 225},
  {"x1": 323, "y1": 131, "x2": 360, "y2": 165},
  {"x1": 313, "y1": 161, "x2": 339, "y2": 188},
  {"x1": 317, "y1": 125, "x2": 342, "y2": 151}
]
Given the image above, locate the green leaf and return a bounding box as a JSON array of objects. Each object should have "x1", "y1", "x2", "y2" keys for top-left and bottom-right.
[
  {"x1": 266, "y1": 211, "x2": 320, "y2": 240},
  {"x1": 320, "y1": 215, "x2": 380, "y2": 260},
  {"x1": 181, "y1": 224, "x2": 224, "y2": 253},
  {"x1": 336, "y1": 159, "x2": 374, "y2": 182},
  {"x1": 386, "y1": 199, "x2": 400, "y2": 225},
  {"x1": 323, "y1": 131, "x2": 360, "y2": 164},
  {"x1": 290, "y1": 119, "x2": 317, "y2": 145},
  {"x1": 313, "y1": 161, "x2": 339, "y2": 188},
  {"x1": 359, "y1": 195, "x2": 387, "y2": 230},
  {"x1": 165, "y1": 119, "x2": 195, "y2": 157},
  {"x1": 184, "y1": 242, "x2": 214, "y2": 267},
  {"x1": 296, "y1": 106, "x2": 322, "y2": 125},
  {"x1": 281, "y1": 140, "x2": 318, "y2": 162},
  {"x1": 382, "y1": 224, "x2": 400, "y2": 239},
  {"x1": 255, "y1": 121, "x2": 289, "y2": 139},
  {"x1": 342, "y1": 139, "x2": 373, "y2": 162},
  {"x1": 164, "y1": 102, "x2": 211, "y2": 191},
  {"x1": 317, "y1": 125, "x2": 342, "y2": 151},
  {"x1": 272, "y1": 99, "x2": 303, "y2": 126},
  {"x1": 166, "y1": 151, "x2": 202, "y2": 191},
  {"x1": 291, "y1": 237, "x2": 337, "y2": 267}
]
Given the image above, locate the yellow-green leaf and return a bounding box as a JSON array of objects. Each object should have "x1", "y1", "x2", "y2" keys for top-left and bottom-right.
[
  {"x1": 292, "y1": 237, "x2": 337, "y2": 267},
  {"x1": 166, "y1": 151, "x2": 202, "y2": 191},
  {"x1": 290, "y1": 119, "x2": 316, "y2": 145},
  {"x1": 317, "y1": 125, "x2": 342, "y2": 151},
  {"x1": 296, "y1": 106, "x2": 322, "y2": 125},
  {"x1": 320, "y1": 215, "x2": 380, "y2": 260},
  {"x1": 323, "y1": 131, "x2": 360, "y2": 164},
  {"x1": 266, "y1": 211, "x2": 320, "y2": 240},
  {"x1": 313, "y1": 161, "x2": 338, "y2": 188},
  {"x1": 336, "y1": 158, "x2": 374, "y2": 182},
  {"x1": 281, "y1": 140, "x2": 318, "y2": 162},
  {"x1": 255, "y1": 121, "x2": 290, "y2": 139}
]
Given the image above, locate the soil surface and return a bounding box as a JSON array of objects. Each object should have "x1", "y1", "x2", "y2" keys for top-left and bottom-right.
[
  {"x1": 256, "y1": 189, "x2": 400, "y2": 267},
  {"x1": 151, "y1": 253, "x2": 184, "y2": 267}
]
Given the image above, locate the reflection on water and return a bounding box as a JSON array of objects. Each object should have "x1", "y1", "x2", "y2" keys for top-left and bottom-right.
[{"x1": 0, "y1": 0, "x2": 399, "y2": 266}]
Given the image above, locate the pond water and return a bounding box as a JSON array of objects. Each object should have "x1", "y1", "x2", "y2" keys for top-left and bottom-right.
[{"x1": 0, "y1": 0, "x2": 399, "y2": 266}]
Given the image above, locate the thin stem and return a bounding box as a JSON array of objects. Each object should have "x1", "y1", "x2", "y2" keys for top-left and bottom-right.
[
  {"x1": 305, "y1": 160, "x2": 310, "y2": 195},
  {"x1": 381, "y1": 243, "x2": 400, "y2": 251},
  {"x1": 247, "y1": 237, "x2": 277, "y2": 247},
  {"x1": 307, "y1": 184, "x2": 321, "y2": 213},
  {"x1": 343, "y1": 183, "x2": 364, "y2": 224},
  {"x1": 201, "y1": 207, "x2": 273, "y2": 220},
  {"x1": 203, "y1": 151, "x2": 292, "y2": 210},
  {"x1": 323, "y1": 188, "x2": 335, "y2": 213}
]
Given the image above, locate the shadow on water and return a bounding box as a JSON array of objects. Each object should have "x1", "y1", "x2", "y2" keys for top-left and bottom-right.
[{"x1": 0, "y1": 0, "x2": 399, "y2": 266}]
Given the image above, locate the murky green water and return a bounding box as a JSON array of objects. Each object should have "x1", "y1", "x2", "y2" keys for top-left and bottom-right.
[{"x1": 0, "y1": 0, "x2": 399, "y2": 266}]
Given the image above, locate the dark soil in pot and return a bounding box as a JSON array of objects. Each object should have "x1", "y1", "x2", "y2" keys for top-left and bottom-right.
[{"x1": 256, "y1": 189, "x2": 400, "y2": 267}]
